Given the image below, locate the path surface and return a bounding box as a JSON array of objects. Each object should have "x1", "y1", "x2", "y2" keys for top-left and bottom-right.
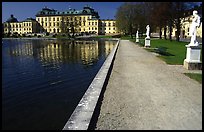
[{"x1": 95, "y1": 40, "x2": 202, "y2": 130}]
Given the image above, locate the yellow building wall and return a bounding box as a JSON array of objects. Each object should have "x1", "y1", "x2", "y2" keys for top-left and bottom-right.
[{"x1": 161, "y1": 15, "x2": 202, "y2": 39}]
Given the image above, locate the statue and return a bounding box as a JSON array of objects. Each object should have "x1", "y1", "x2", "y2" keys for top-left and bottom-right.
[
  {"x1": 146, "y1": 25, "x2": 150, "y2": 38},
  {"x1": 136, "y1": 30, "x2": 139, "y2": 38},
  {"x1": 136, "y1": 30, "x2": 139, "y2": 43},
  {"x1": 145, "y1": 25, "x2": 150, "y2": 47},
  {"x1": 188, "y1": 10, "x2": 201, "y2": 46}
]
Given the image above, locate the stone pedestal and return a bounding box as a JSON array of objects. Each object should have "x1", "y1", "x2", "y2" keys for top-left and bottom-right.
[
  {"x1": 145, "y1": 37, "x2": 150, "y2": 47},
  {"x1": 136, "y1": 38, "x2": 139, "y2": 43},
  {"x1": 183, "y1": 44, "x2": 202, "y2": 70}
]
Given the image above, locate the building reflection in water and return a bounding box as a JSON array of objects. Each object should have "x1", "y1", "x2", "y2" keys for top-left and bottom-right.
[{"x1": 8, "y1": 39, "x2": 116, "y2": 69}]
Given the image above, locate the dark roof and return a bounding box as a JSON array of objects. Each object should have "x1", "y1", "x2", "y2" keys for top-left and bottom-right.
[
  {"x1": 23, "y1": 17, "x2": 36, "y2": 22},
  {"x1": 35, "y1": 6, "x2": 100, "y2": 19},
  {"x1": 6, "y1": 14, "x2": 18, "y2": 22}
]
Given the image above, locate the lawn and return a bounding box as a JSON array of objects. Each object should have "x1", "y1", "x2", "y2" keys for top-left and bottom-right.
[
  {"x1": 126, "y1": 36, "x2": 201, "y2": 65},
  {"x1": 184, "y1": 73, "x2": 202, "y2": 84}
]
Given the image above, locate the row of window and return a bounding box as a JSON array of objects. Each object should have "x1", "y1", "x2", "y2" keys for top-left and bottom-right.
[
  {"x1": 41, "y1": 21, "x2": 87, "y2": 27},
  {"x1": 37, "y1": 16, "x2": 88, "y2": 22},
  {"x1": 5, "y1": 28, "x2": 32, "y2": 32},
  {"x1": 89, "y1": 22, "x2": 98, "y2": 26},
  {"x1": 88, "y1": 27, "x2": 116, "y2": 30},
  {"x1": 101, "y1": 23, "x2": 116, "y2": 26},
  {"x1": 5, "y1": 23, "x2": 32, "y2": 28}
]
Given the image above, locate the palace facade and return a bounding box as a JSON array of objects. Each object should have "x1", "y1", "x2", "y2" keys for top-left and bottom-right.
[
  {"x1": 3, "y1": 15, "x2": 40, "y2": 35},
  {"x1": 3, "y1": 5, "x2": 119, "y2": 36}
]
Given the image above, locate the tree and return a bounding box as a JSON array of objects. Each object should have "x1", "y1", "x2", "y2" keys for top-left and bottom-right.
[
  {"x1": 150, "y1": 2, "x2": 170, "y2": 39},
  {"x1": 60, "y1": 16, "x2": 80, "y2": 38},
  {"x1": 116, "y1": 2, "x2": 145, "y2": 38}
]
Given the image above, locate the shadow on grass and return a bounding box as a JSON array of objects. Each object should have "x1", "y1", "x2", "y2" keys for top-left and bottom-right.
[{"x1": 154, "y1": 46, "x2": 175, "y2": 56}]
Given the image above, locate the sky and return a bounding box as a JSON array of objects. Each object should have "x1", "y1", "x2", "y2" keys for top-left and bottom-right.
[
  {"x1": 2, "y1": 2, "x2": 202, "y2": 23},
  {"x1": 2, "y1": 2, "x2": 124, "y2": 22}
]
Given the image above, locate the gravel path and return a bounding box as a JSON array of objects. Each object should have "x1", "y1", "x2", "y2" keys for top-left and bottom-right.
[{"x1": 95, "y1": 40, "x2": 202, "y2": 130}]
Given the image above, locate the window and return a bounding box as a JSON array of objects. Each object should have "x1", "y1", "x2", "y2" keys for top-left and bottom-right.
[
  {"x1": 92, "y1": 27, "x2": 94, "y2": 30},
  {"x1": 109, "y1": 28, "x2": 111, "y2": 30},
  {"x1": 45, "y1": 18, "x2": 47, "y2": 21},
  {"x1": 95, "y1": 27, "x2": 97, "y2": 30},
  {"x1": 53, "y1": 18, "x2": 55, "y2": 21},
  {"x1": 92, "y1": 22, "x2": 94, "y2": 25},
  {"x1": 95, "y1": 22, "x2": 97, "y2": 25},
  {"x1": 57, "y1": 17, "x2": 59, "y2": 21},
  {"x1": 54, "y1": 23, "x2": 55, "y2": 26},
  {"x1": 89, "y1": 22, "x2": 90, "y2": 25}
]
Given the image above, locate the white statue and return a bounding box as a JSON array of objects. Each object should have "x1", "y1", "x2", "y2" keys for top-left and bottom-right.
[
  {"x1": 189, "y1": 10, "x2": 201, "y2": 46},
  {"x1": 136, "y1": 30, "x2": 139, "y2": 38},
  {"x1": 146, "y1": 25, "x2": 150, "y2": 38},
  {"x1": 136, "y1": 30, "x2": 139, "y2": 42}
]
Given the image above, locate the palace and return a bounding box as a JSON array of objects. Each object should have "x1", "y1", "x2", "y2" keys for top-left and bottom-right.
[{"x1": 3, "y1": 5, "x2": 119, "y2": 36}]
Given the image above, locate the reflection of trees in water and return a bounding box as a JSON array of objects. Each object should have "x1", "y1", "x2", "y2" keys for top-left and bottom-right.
[{"x1": 7, "y1": 39, "x2": 116, "y2": 67}]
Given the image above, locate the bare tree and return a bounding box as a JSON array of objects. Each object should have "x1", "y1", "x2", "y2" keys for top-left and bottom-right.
[
  {"x1": 60, "y1": 16, "x2": 80, "y2": 38},
  {"x1": 116, "y1": 2, "x2": 145, "y2": 38}
]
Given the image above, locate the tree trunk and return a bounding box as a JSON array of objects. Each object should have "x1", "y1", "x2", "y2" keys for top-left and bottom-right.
[
  {"x1": 169, "y1": 21, "x2": 172, "y2": 41},
  {"x1": 159, "y1": 26, "x2": 162, "y2": 39},
  {"x1": 176, "y1": 19, "x2": 180, "y2": 42},
  {"x1": 164, "y1": 26, "x2": 167, "y2": 40}
]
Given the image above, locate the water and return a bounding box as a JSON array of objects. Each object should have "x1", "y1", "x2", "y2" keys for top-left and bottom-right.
[{"x1": 2, "y1": 38, "x2": 117, "y2": 130}]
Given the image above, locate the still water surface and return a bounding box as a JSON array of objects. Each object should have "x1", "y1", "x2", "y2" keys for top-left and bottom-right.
[{"x1": 2, "y1": 39, "x2": 116, "y2": 130}]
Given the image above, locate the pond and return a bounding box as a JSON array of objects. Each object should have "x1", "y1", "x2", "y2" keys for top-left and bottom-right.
[{"x1": 2, "y1": 38, "x2": 117, "y2": 130}]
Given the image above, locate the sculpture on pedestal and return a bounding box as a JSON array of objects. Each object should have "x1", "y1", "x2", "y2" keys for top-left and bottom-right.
[
  {"x1": 146, "y1": 25, "x2": 150, "y2": 38},
  {"x1": 145, "y1": 25, "x2": 150, "y2": 47},
  {"x1": 188, "y1": 10, "x2": 201, "y2": 46}
]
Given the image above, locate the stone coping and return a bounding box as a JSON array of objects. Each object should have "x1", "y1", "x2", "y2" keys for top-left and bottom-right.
[
  {"x1": 185, "y1": 44, "x2": 202, "y2": 49},
  {"x1": 62, "y1": 39, "x2": 120, "y2": 130}
]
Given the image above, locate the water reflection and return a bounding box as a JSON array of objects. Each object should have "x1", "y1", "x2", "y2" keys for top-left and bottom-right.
[
  {"x1": 2, "y1": 39, "x2": 116, "y2": 130},
  {"x1": 7, "y1": 39, "x2": 115, "y2": 67}
]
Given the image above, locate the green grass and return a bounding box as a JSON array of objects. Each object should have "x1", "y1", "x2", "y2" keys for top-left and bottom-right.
[
  {"x1": 184, "y1": 73, "x2": 202, "y2": 84},
  {"x1": 145, "y1": 39, "x2": 189, "y2": 65},
  {"x1": 122, "y1": 35, "x2": 202, "y2": 65}
]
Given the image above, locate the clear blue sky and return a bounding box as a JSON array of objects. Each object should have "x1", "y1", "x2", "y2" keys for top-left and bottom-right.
[{"x1": 2, "y1": 2, "x2": 124, "y2": 22}]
